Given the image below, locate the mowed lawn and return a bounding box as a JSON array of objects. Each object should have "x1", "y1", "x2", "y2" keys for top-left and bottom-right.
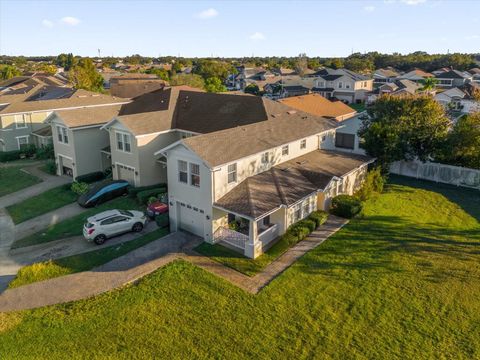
[
  {"x1": 0, "y1": 167, "x2": 41, "y2": 197},
  {"x1": 1, "y1": 176, "x2": 479, "y2": 359},
  {"x1": 6, "y1": 184, "x2": 76, "y2": 224}
]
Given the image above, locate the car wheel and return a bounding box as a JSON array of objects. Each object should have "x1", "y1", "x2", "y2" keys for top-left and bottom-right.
[
  {"x1": 132, "y1": 222, "x2": 143, "y2": 232},
  {"x1": 94, "y1": 234, "x2": 107, "y2": 245}
]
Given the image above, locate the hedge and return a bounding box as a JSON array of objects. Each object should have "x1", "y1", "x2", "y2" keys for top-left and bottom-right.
[
  {"x1": 155, "y1": 213, "x2": 169, "y2": 228},
  {"x1": 136, "y1": 188, "x2": 167, "y2": 204},
  {"x1": 276, "y1": 211, "x2": 329, "y2": 246},
  {"x1": 330, "y1": 195, "x2": 362, "y2": 219},
  {"x1": 128, "y1": 183, "x2": 167, "y2": 198},
  {"x1": 0, "y1": 150, "x2": 22, "y2": 162},
  {"x1": 75, "y1": 171, "x2": 106, "y2": 184},
  {"x1": 308, "y1": 210, "x2": 329, "y2": 227}
]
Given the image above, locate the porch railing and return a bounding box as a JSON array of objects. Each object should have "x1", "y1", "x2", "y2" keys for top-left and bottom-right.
[
  {"x1": 258, "y1": 223, "x2": 279, "y2": 247},
  {"x1": 214, "y1": 227, "x2": 248, "y2": 250}
]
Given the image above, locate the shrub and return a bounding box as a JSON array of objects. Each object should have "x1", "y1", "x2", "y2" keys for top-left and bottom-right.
[
  {"x1": 21, "y1": 144, "x2": 37, "y2": 158},
  {"x1": 297, "y1": 219, "x2": 317, "y2": 232},
  {"x1": 289, "y1": 223, "x2": 311, "y2": 241},
  {"x1": 308, "y1": 210, "x2": 328, "y2": 227},
  {"x1": 330, "y1": 195, "x2": 362, "y2": 218},
  {"x1": 0, "y1": 150, "x2": 22, "y2": 162},
  {"x1": 155, "y1": 213, "x2": 169, "y2": 228},
  {"x1": 136, "y1": 188, "x2": 167, "y2": 204},
  {"x1": 129, "y1": 183, "x2": 167, "y2": 198},
  {"x1": 44, "y1": 159, "x2": 57, "y2": 175},
  {"x1": 75, "y1": 171, "x2": 106, "y2": 184},
  {"x1": 355, "y1": 167, "x2": 385, "y2": 201},
  {"x1": 71, "y1": 181, "x2": 89, "y2": 195},
  {"x1": 35, "y1": 144, "x2": 54, "y2": 160},
  {"x1": 228, "y1": 221, "x2": 239, "y2": 231},
  {"x1": 147, "y1": 196, "x2": 158, "y2": 205}
]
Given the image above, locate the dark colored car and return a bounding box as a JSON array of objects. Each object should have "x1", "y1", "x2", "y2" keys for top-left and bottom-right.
[
  {"x1": 146, "y1": 201, "x2": 169, "y2": 219},
  {"x1": 77, "y1": 180, "x2": 130, "y2": 208}
]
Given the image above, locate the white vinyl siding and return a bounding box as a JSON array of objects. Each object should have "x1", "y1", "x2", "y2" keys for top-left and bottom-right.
[
  {"x1": 116, "y1": 132, "x2": 131, "y2": 153},
  {"x1": 227, "y1": 163, "x2": 237, "y2": 184}
]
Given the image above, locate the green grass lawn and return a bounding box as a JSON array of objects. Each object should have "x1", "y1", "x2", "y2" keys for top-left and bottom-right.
[
  {"x1": 0, "y1": 167, "x2": 42, "y2": 197},
  {"x1": 12, "y1": 196, "x2": 143, "y2": 249},
  {"x1": 6, "y1": 184, "x2": 76, "y2": 224},
  {"x1": 349, "y1": 102, "x2": 366, "y2": 112},
  {"x1": 1, "y1": 177, "x2": 479, "y2": 359},
  {"x1": 8, "y1": 227, "x2": 169, "y2": 288}
]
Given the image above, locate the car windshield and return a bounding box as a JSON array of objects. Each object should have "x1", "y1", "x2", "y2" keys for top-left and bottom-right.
[
  {"x1": 118, "y1": 210, "x2": 133, "y2": 217},
  {"x1": 85, "y1": 222, "x2": 94, "y2": 228}
]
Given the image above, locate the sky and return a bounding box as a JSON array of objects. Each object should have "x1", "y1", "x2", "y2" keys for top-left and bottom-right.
[{"x1": 0, "y1": 0, "x2": 479, "y2": 57}]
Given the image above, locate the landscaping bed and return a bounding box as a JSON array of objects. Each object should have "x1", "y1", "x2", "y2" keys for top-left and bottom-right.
[
  {"x1": 9, "y1": 227, "x2": 169, "y2": 288},
  {"x1": 12, "y1": 197, "x2": 143, "y2": 249},
  {"x1": 0, "y1": 167, "x2": 42, "y2": 197},
  {"x1": 6, "y1": 184, "x2": 76, "y2": 224}
]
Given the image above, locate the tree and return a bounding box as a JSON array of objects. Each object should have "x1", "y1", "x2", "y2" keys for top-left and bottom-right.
[
  {"x1": 195, "y1": 60, "x2": 236, "y2": 81},
  {"x1": 169, "y1": 73, "x2": 205, "y2": 89},
  {"x1": 56, "y1": 53, "x2": 75, "y2": 71},
  {"x1": 294, "y1": 53, "x2": 308, "y2": 77},
  {"x1": 438, "y1": 113, "x2": 480, "y2": 169},
  {"x1": 359, "y1": 95, "x2": 450, "y2": 170},
  {"x1": 344, "y1": 55, "x2": 374, "y2": 73},
  {"x1": 69, "y1": 58, "x2": 104, "y2": 92},
  {"x1": 0, "y1": 65, "x2": 21, "y2": 80},
  {"x1": 145, "y1": 68, "x2": 170, "y2": 81},
  {"x1": 244, "y1": 83, "x2": 260, "y2": 95},
  {"x1": 204, "y1": 77, "x2": 227, "y2": 93},
  {"x1": 420, "y1": 77, "x2": 438, "y2": 92},
  {"x1": 37, "y1": 63, "x2": 57, "y2": 75}
]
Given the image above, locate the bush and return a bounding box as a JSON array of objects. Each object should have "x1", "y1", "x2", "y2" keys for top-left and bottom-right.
[
  {"x1": 228, "y1": 221, "x2": 239, "y2": 231},
  {"x1": 128, "y1": 183, "x2": 167, "y2": 198},
  {"x1": 147, "y1": 196, "x2": 158, "y2": 205},
  {"x1": 21, "y1": 144, "x2": 37, "y2": 158},
  {"x1": 44, "y1": 159, "x2": 57, "y2": 175},
  {"x1": 355, "y1": 167, "x2": 385, "y2": 201},
  {"x1": 330, "y1": 195, "x2": 362, "y2": 218},
  {"x1": 136, "y1": 188, "x2": 167, "y2": 204},
  {"x1": 35, "y1": 144, "x2": 54, "y2": 160},
  {"x1": 308, "y1": 210, "x2": 328, "y2": 227},
  {"x1": 0, "y1": 150, "x2": 22, "y2": 162},
  {"x1": 297, "y1": 219, "x2": 317, "y2": 232},
  {"x1": 289, "y1": 223, "x2": 311, "y2": 241},
  {"x1": 155, "y1": 213, "x2": 169, "y2": 228},
  {"x1": 75, "y1": 171, "x2": 106, "y2": 184},
  {"x1": 71, "y1": 181, "x2": 89, "y2": 195}
]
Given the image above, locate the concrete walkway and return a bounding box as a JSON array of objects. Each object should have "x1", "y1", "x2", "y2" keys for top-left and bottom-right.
[{"x1": 0, "y1": 216, "x2": 347, "y2": 312}]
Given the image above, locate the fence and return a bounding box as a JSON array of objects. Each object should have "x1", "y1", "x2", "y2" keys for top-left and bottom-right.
[{"x1": 390, "y1": 160, "x2": 480, "y2": 190}]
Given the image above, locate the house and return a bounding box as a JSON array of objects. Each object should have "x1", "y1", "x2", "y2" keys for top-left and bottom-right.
[
  {"x1": 398, "y1": 69, "x2": 433, "y2": 83},
  {"x1": 155, "y1": 100, "x2": 373, "y2": 259},
  {"x1": 431, "y1": 67, "x2": 451, "y2": 76},
  {"x1": 434, "y1": 85, "x2": 480, "y2": 115},
  {"x1": 310, "y1": 68, "x2": 374, "y2": 104},
  {"x1": 366, "y1": 79, "x2": 421, "y2": 104},
  {"x1": 435, "y1": 70, "x2": 473, "y2": 88},
  {"x1": 109, "y1": 73, "x2": 167, "y2": 98},
  {"x1": 279, "y1": 93, "x2": 363, "y2": 154},
  {"x1": 0, "y1": 77, "x2": 127, "y2": 152},
  {"x1": 373, "y1": 68, "x2": 400, "y2": 84}
]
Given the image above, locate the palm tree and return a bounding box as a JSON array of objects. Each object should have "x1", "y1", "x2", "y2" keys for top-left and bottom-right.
[{"x1": 420, "y1": 77, "x2": 438, "y2": 94}]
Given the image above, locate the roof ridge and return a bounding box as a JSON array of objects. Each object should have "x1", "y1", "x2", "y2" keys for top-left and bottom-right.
[
  {"x1": 244, "y1": 177, "x2": 256, "y2": 218},
  {"x1": 271, "y1": 167, "x2": 288, "y2": 206}
]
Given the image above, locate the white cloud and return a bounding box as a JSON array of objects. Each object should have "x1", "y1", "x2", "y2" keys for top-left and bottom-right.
[
  {"x1": 61, "y1": 16, "x2": 81, "y2": 26},
  {"x1": 42, "y1": 19, "x2": 53, "y2": 28},
  {"x1": 249, "y1": 32, "x2": 266, "y2": 41},
  {"x1": 364, "y1": 5, "x2": 375, "y2": 12},
  {"x1": 466, "y1": 35, "x2": 480, "y2": 40},
  {"x1": 400, "y1": 0, "x2": 427, "y2": 5},
  {"x1": 195, "y1": 8, "x2": 219, "y2": 19}
]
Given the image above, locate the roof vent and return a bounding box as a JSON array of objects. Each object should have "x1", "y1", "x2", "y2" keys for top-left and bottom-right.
[{"x1": 287, "y1": 110, "x2": 296, "y2": 115}]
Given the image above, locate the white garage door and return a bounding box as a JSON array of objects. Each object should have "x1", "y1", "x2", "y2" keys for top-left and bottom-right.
[
  {"x1": 178, "y1": 202, "x2": 204, "y2": 237},
  {"x1": 59, "y1": 155, "x2": 73, "y2": 177},
  {"x1": 117, "y1": 164, "x2": 135, "y2": 185}
]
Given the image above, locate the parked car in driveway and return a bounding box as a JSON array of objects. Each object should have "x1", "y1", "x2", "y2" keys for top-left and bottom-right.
[
  {"x1": 83, "y1": 209, "x2": 148, "y2": 244},
  {"x1": 146, "y1": 201, "x2": 169, "y2": 219},
  {"x1": 77, "y1": 180, "x2": 130, "y2": 208}
]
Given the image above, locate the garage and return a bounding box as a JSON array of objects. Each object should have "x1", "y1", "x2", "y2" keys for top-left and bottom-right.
[
  {"x1": 117, "y1": 163, "x2": 135, "y2": 185},
  {"x1": 178, "y1": 202, "x2": 204, "y2": 237},
  {"x1": 58, "y1": 155, "x2": 73, "y2": 177}
]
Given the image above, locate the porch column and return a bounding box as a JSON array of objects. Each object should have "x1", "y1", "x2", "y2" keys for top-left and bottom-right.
[{"x1": 244, "y1": 219, "x2": 262, "y2": 259}]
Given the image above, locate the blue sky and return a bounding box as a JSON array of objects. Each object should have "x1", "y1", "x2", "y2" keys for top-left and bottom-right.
[{"x1": 1, "y1": 0, "x2": 479, "y2": 57}]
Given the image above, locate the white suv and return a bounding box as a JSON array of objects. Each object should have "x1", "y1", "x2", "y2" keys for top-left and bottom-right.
[{"x1": 83, "y1": 209, "x2": 147, "y2": 245}]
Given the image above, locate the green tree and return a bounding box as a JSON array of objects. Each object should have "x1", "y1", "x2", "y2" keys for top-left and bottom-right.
[
  {"x1": 359, "y1": 95, "x2": 450, "y2": 170},
  {"x1": 195, "y1": 60, "x2": 236, "y2": 81},
  {"x1": 56, "y1": 53, "x2": 75, "y2": 71},
  {"x1": 145, "y1": 68, "x2": 170, "y2": 81},
  {"x1": 37, "y1": 63, "x2": 57, "y2": 75},
  {"x1": 204, "y1": 77, "x2": 227, "y2": 93},
  {"x1": 420, "y1": 77, "x2": 438, "y2": 92},
  {"x1": 294, "y1": 53, "x2": 308, "y2": 77},
  {"x1": 244, "y1": 83, "x2": 260, "y2": 95},
  {"x1": 0, "y1": 65, "x2": 21, "y2": 80},
  {"x1": 70, "y1": 58, "x2": 104, "y2": 92},
  {"x1": 169, "y1": 73, "x2": 205, "y2": 89}
]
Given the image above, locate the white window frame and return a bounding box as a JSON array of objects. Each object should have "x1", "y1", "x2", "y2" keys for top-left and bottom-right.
[
  {"x1": 300, "y1": 139, "x2": 307, "y2": 149},
  {"x1": 227, "y1": 163, "x2": 237, "y2": 184},
  {"x1": 15, "y1": 114, "x2": 28, "y2": 129},
  {"x1": 56, "y1": 125, "x2": 69, "y2": 144},
  {"x1": 178, "y1": 160, "x2": 188, "y2": 184},
  {"x1": 116, "y1": 131, "x2": 131, "y2": 153},
  {"x1": 282, "y1": 145, "x2": 289, "y2": 156},
  {"x1": 338, "y1": 81, "x2": 343, "y2": 89},
  {"x1": 16, "y1": 135, "x2": 29, "y2": 150},
  {"x1": 190, "y1": 163, "x2": 200, "y2": 188},
  {"x1": 261, "y1": 152, "x2": 269, "y2": 164}
]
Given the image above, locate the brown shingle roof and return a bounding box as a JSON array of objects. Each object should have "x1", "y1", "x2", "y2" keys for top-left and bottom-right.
[
  {"x1": 279, "y1": 94, "x2": 356, "y2": 121},
  {"x1": 55, "y1": 104, "x2": 124, "y2": 128},
  {"x1": 182, "y1": 99, "x2": 339, "y2": 167},
  {"x1": 215, "y1": 150, "x2": 373, "y2": 218}
]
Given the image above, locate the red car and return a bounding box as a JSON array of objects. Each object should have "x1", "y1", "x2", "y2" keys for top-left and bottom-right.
[{"x1": 146, "y1": 201, "x2": 169, "y2": 218}]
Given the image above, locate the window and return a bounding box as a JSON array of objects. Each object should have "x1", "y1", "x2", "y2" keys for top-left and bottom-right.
[
  {"x1": 16, "y1": 135, "x2": 29, "y2": 150},
  {"x1": 261, "y1": 152, "x2": 269, "y2": 164},
  {"x1": 263, "y1": 215, "x2": 270, "y2": 226},
  {"x1": 178, "y1": 160, "x2": 188, "y2": 183},
  {"x1": 303, "y1": 201, "x2": 310, "y2": 217},
  {"x1": 346, "y1": 83, "x2": 351, "y2": 89},
  {"x1": 57, "y1": 126, "x2": 68, "y2": 144},
  {"x1": 294, "y1": 205, "x2": 302, "y2": 222},
  {"x1": 116, "y1": 132, "x2": 131, "y2": 152},
  {"x1": 227, "y1": 163, "x2": 237, "y2": 184},
  {"x1": 282, "y1": 145, "x2": 289, "y2": 156},
  {"x1": 363, "y1": 81, "x2": 367, "y2": 87},
  {"x1": 335, "y1": 132, "x2": 355, "y2": 149},
  {"x1": 338, "y1": 82, "x2": 343, "y2": 89},
  {"x1": 15, "y1": 114, "x2": 27, "y2": 129},
  {"x1": 190, "y1": 163, "x2": 200, "y2": 187},
  {"x1": 300, "y1": 139, "x2": 307, "y2": 149}
]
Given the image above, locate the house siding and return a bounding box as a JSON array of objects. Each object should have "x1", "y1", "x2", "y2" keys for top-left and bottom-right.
[{"x1": 0, "y1": 111, "x2": 52, "y2": 151}]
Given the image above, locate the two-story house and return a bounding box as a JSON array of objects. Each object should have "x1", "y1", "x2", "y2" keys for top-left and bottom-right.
[
  {"x1": 156, "y1": 100, "x2": 373, "y2": 259},
  {"x1": 398, "y1": 69, "x2": 433, "y2": 83},
  {"x1": 435, "y1": 70, "x2": 473, "y2": 88},
  {"x1": 373, "y1": 68, "x2": 400, "y2": 85}
]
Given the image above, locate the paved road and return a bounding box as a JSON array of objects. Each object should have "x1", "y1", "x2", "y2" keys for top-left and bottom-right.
[{"x1": 0, "y1": 216, "x2": 348, "y2": 312}]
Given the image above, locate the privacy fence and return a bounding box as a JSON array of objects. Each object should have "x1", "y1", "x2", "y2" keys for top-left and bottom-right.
[{"x1": 390, "y1": 160, "x2": 480, "y2": 190}]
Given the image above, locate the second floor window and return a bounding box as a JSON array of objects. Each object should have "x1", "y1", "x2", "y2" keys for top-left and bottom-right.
[
  {"x1": 178, "y1": 160, "x2": 188, "y2": 183},
  {"x1": 338, "y1": 82, "x2": 343, "y2": 89},
  {"x1": 190, "y1": 163, "x2": 200, "y2": 187},
  {"x1": 261, "y1": 152, "x2": 269, "y2": 164},
  {"x1": 300, "y1": 139, "x2": 307, "y2": 149},
  {"x1": 282, "y1": 145, "x2": 289, "y2": 156},
  {"x1": 116, "y1": 132, "x2": 131, "y2": 152},
  {"x1": 57, "y1": 126, "x2": 68, "y2": 144},
  {"x1": 15, "y1": 114, "x2": 28, "y2": 129},
  {"x1": 227, "y1": 163, "x2": 237, "y2": 184}
]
